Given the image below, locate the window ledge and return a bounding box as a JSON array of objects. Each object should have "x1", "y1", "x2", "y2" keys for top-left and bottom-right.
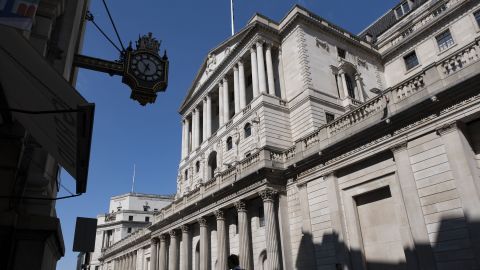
[
  {"x1": 404, "y1": 64, "x2": 422, "y2": 75},
  {"x1": 437, "y1": 43, "x2": 457, "y2": 57}
]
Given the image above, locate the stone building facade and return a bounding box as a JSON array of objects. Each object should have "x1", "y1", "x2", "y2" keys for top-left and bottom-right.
[
  {"x1": 82, "y1": 193, "x2": 174, "y2": 270},
  {"x1": 99, "y1": 0, "x2": 480, "y2": 269}
]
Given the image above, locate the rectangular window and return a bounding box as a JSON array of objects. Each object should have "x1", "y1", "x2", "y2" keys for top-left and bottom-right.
[
  {"x1": 395, "y1": 1, "x2": 411, "y2": 18},
  {"x1": 128, "y1": 215, "x2": 133, "y2": 221},
  {"x1": 337, "y1": 47, "x2": 346, "y2": 59},
  {"x1": 326, "y1": 113, "x2": 335, "y2": 124},
  {"x1": 436, "y1": 30, "x2": 454, "y2": 52},
  {"x1": 259, "y1": 206, "x2": 265, "y2": 227},
  {"x1": 127, "y1": 227, "x2": 132, "y2": 233},
  {"x1": 145, "y1": 216, "x2": 150, "y2": 222},
  {"x1": 475, "y1": 10, "x2": 480, "y2": 26},
  {"x1": 403, "y1": 51, "x2": 419, "y2": 70}
]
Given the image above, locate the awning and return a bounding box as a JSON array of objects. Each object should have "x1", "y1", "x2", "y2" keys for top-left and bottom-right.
[{"x1": 0, "y1": 24, "x2": 94, "y2": 194}]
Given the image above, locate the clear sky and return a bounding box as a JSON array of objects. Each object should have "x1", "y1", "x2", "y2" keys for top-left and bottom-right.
[{"x1": 56, "y1": 0, "x2": 399, "y2": 269}]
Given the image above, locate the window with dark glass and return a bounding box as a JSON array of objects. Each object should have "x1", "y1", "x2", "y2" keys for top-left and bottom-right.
[
  {"x1": 475, "y1": 10, "x2": 480, "y2": 26},
  {"x1": 395, "y1": 1, "x2": 411, "y2": 18},
  {"x1": 436, "y1": 30, "x2": 454, "y2": 52},
  {"x1": 345, "y1": 74, "x2": 355, "y2": 99},
  {"x1": 145, "y1": 216, "x2": 150, "y2": 222},
  {"x1": 127, "y1": 227, "x2": 132, "y2": 233},
  {"x1": 195, "y1": 161, "x2": 200, "y2": 173},
  {"x1": 326, "y1": 113, "x2": 335, "y2": 124},
  {"x1": 185, "y1": 169, "x2": 188, "y2": 180},
  {"x1": 245, "y1": 153, "x2": 251, "y2": 158},
  {"x1": 259, "y1": 206, "x2": 265, "y2": 227},
  {"x1": 226, "y1": 136, "x2": 233, "y2": 150},
  {"x1": 128, "y1": 216, "x2": 133, "y2": 221},
  {"x1": 403, "y1": 51, "x2": 419, "y2": 70},
  {"x1": 337, "y1": 47, "x2": 346, "y2": 59},
  {"x1": 244, "y1": 123, "x2": 252, "y2": 138}
]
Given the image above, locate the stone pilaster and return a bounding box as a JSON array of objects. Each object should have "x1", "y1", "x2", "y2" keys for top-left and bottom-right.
[
  {"x1": 181, "y1": 119, "x2": 186, "y2": 158},
  {"x1": 259, "y1": 189, "x2": 281, "y2": 270},
  {"x1": 181, "y1": 225, "x2": 191, "y2": 270},
  {"x1": 150, "y1": 237, "x2": 159, "y2": 270},
  {"x1": 214, "y1": 210, "x2": 228, "y2": 270},
  {"x1": 222, "y1": 77, "x2": 230, "y2": 122},
  {"x1": 339, "y1": 71, "x2": 350, "y2": 99},
  {"x1": 265, "y1": 43, "x2": 275, "y2": 96},
  {"x1": 391, "y1": 142, "x2": 435, "y2": 270},
  {"x1": 198, "y1": 217, "x2": 209, "y2": 270},
  {"x1": 233, "y1": 65, "x2": 240, "y2": 113},
  {"x1": 234, "y1": 200, "x2": 253, "y2": 270},
  {"x1": 158, "y1": 234, "x2": 168, "y2": 270},
  {"x1": 437, "y1": 122, "x2": 480, "y2": 264},
  {"x1": 168, "y1": 230, "x2": 179, "y2": 270},
  {"x1": 238, "y1": 60, "x2": 246, "y2": 109},
  {"x1": 250, "y1": 47, "x2": 259, "y2": 97},
  {"x1": 256, "y1": 41, "x2": 267, "y2": 94}
]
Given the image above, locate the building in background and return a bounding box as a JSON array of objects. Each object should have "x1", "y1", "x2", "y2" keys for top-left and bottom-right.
[
  {"x1": 100, "y1": 0, "x2": 480, "y2": 269},
  {"x1": 81, "y1": 193, "x2": 174, "y2": 270},
  {"x1": 0, "y1": 1, "x2": 94, "y2": 270}
]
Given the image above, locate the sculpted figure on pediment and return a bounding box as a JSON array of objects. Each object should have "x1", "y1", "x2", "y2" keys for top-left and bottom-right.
[{"x1": 206, "y1": 53, "x2": 217, "y2": 74}]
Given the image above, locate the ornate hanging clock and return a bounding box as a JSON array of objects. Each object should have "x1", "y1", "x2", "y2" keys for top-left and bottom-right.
[{"x1": 74, "y1": 32, "x2": 169, "y2": 106}]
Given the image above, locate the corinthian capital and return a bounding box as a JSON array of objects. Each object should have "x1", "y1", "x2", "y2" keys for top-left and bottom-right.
[
  {"x1": 214, "y1": 210, "x2": 225, "y2": 220},
  {"x1": 259, "y1": 189, "x2": 277, "y2": 202},
  {"x1": 234, "y1": 200, "x2": 247, "y2": 212}
]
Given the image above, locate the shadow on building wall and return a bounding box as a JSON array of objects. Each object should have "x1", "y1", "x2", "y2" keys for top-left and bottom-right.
[{"x1": 295, "y1": 217, "x2": 480, "y2": 270}]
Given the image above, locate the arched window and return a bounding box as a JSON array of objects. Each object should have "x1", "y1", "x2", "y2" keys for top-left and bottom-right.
[
  {"x1": 195, "y1": 161, "x2": 200, "y2": 173},
  {"x1": 244, "y1": 123, "x2": 252, "y2": 138},
  {"x1": 207, "y1": 151, "x2": 217, "y2": 180},
  {"x1": 345, "y1": 74, "x2": 356, "y2": 99},
  {"x1": 226, "y1": 136, "x2": 233, "y2": 150}
]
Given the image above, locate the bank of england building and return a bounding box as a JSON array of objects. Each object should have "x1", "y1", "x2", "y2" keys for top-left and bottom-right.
[{"x1": 99, "y1": 0, "x2": 480, "y2": 269}]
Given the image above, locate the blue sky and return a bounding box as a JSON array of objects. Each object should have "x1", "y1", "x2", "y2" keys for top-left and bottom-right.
[{"x1": 56, "y1": 0, "x2": 399, "y2": 269}]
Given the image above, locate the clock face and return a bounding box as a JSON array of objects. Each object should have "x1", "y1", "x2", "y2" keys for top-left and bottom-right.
[{"x1": 130, "y1": 53, "x2": 164, "y2": 82}]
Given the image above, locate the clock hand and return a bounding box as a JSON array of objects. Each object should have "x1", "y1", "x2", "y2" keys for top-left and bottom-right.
[{"x1": 144, "y1": 62, "x2": 151, "y2": 71}]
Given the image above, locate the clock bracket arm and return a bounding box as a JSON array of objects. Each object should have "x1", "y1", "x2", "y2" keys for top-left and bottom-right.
[{"x1": 73, "y1": 54, "x2": 124, "y2": 76}]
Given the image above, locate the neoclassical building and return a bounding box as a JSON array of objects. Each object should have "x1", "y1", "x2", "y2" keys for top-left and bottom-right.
[{"x1": 99, "y1": 0, "x2": 480, "y2": 269}]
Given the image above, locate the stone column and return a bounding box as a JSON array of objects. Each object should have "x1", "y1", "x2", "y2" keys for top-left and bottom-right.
[
  {"x1": 168, "y1": 230, "x2": 179, "y2": 270},
  {"x1": 354, "y1": 73, "x2": 365, "y2": 102},
  {"x1": 218, "y1": 82, "x2": 224, "y2": 127},
  {"x1": 278, "y1": 48, "x2": 286, "y2": 99},
  {"x1": 195, "y1": 107, "x2": 201, "y2": 146},
  {"x1": 265, "y1": 43, "x2": 275, "y2": 96},
  {"x1": 192, "y1": 109, "x2": 198, "y2": 149},
  {"x1": 150, "y1": 238, "x2": 159, "y2": 270},
  {"x1": 185, "y1": 117, "x2": 191, "y2": 153},
  {"x1": 118, "y1": 256, "x2": 123, "y2": 270},
  {"x1": 250, "y1": 47, "x2": 259, "y2": 98},
  {"x1": 181, "y1": 120, "x2": 186, "y2": 159},
  {"x1": 233, "y1": 66, "x2": 240, "y2": 114},
  {"x1": 238, "y1": 61, "x2": 246, "y2": 109},
  {"x1": 391, "y1": 142, "x2": 436, "y2": 270},
  {"x1": 339, "y1": 71, "x2": 350, "y2": 99},
  {"x1": 181, "y1": 225, "x2": 191, "y2": 270},
  {"x1": 234, "y1": 200, "x2": 253, "y2": 270},
  {"x1": 336, "y1": 72, "x2": 345, "y2": 99},
  {"x1": 437, "y1": 123, "x2": 480, "y2": 264},
  {"x1": 202, "y1": 99, "x2": 207, "y2": 142},
  {"x1": 159, "y1": 235, "x2": 168, "y2": 270},
  {"x1": 214, "y1": 210, "x2": 228, "y2": 270},
  {"x1": 259, "y1": 189, "x2": 281, "y2": 270},
  {"x1": 206, "y1": 94, "x2": 212, "y2": 137},
  {"x1": 222, "y1": 77, "x2": 230, "y2": 122},
  {"x1": 256, "y1": 41, "x2": 267, "y2": 94},
  {"x1": 198, "y1": 217, "x2": 209, "y2": 270}
]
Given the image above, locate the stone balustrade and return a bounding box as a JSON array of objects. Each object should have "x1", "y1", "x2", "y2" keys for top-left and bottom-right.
[
  {"x1": 393, "y1": 72, "x2": 425, "y2": 103},
  {"x1": 439, "y1": 39, "x2": 480, "y2": 76},
  {"x1": 102, "y1": 228, "x2": 149, "y2": 257}
]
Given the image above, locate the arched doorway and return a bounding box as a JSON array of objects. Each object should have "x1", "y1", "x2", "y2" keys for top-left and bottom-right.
[{"x1": 208, "y1": 151, "x2": 217, "y2": 180}]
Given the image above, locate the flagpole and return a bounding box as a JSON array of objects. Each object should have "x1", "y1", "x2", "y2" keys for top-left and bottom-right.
[
  {"x1": 230, "y1": 0, "x2": 235, "y2": 36},
  {"x1": 131, "y1": 164, "x2": 136, "y2": 193}
]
